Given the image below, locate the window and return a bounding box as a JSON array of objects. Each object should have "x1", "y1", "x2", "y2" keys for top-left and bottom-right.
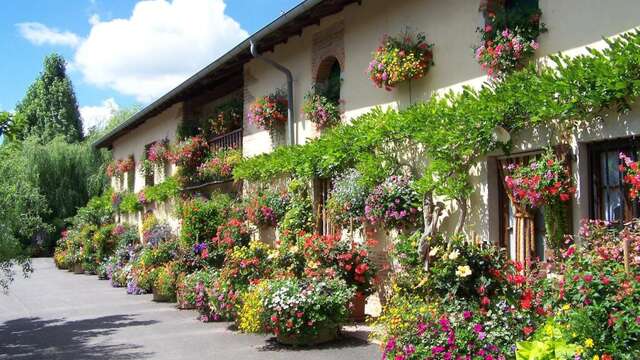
[
  {"x1": 482, "y1": 0, "x2": 541, "y2": 33},
  {"x1": 497, "y1": 153, "x2": 546, "y2": 261},
  {"x1": 589, "y1": 138, "x2": 640, "y2": 221}
]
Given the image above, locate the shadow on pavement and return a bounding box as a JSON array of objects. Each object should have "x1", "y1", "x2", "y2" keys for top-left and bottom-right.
[
  {"x1": 258, "y1": 334, "x2": 373, "y2": 352},
  {"x1": 0, "y1": 315, "x2": 156, "y2": 360}
]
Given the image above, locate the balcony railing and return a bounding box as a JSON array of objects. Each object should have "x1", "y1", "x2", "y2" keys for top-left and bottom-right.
[{"x1": 210, "y1": 128, "x2": 242, "y2": 151}]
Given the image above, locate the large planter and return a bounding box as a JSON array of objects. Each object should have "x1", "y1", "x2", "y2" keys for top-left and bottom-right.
[
  {"x1": 276, "y1": 326, "x2": 338, "y2": 346},
  {"x1": 349, "y1": 293, "x2": 367, "y2": 323},
  {"x1": 153, "y1": 287, "x2": 176, "y2": 303},
  {"x1": 73, "y1": 263, "x2": 84, "y2": 274}
]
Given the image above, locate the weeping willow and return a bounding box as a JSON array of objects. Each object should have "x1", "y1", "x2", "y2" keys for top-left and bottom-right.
[{"x1": 1, "y1": 136, "x2": 110, "y2": 254}]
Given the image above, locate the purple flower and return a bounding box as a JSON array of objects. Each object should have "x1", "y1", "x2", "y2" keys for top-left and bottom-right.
[
  {"x1": 463, "y1": 310, "x2": 473, "y2": 320},
  {"x1": 385, "y1": 338, "x2": 396, "y2": 352},
  {"x1": 473, "y1": 324, "x2": 483, "y2": 333},
  {"x1": 417, "y1": 322, "x2": 428, "y2": 336}
]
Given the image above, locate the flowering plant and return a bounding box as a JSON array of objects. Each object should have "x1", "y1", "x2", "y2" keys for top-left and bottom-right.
[
  {"x1": 248, "y1": 90, "x2": 288, "y2": 133},
  {"x1": 177, "y1": 269, "x2": 215, "y2": 309},
  {"x1": 219, "y1": 240, "x2": 272, "y2": 292},
  {"x1": 475, "y1": 8, "x2": 545, "y2": 76},
  {"x1": 207, "y1": 99, "x2": 243, "y2": 137},
  {"x1": 302, "y1": 93, "x2": 340, "y2": 130},
  {"x1": 619, "y1": 152, "x2": 640, "y2": 199},
  {"x1": 327, "y1": 169, "x2": 369, "y2": 228},
  {"x1": 504, "y1": 151, "x2": 575, "y2": 209},
  {"x1": 106, "y1": 162, "x2": 116, "y2": 177},
  {"x1": 302, "y1": 233, "x2": 377, "y2": 296},
  {"x1": 171, "y1": 136, "x2": 209, "y2": 169},
  {"x1": 140, "y1": 139, "x2": 170, "y2": 177},
  {"x1": 116, "y1": 156, "x2": 135, "y2": 174},
  {"x1": 244, "y1": 189, "x2": 290, "y2": 227},
  {"x1": 365, "y1": 175, "x2": 421, "y2": 230},
  {"x1": 153, "y1": 262, "x2": 178, "y2": 301},
  {"x1": 197, "y1": 148, "x2": 242, "y2": 181},
  {"x1": 262, "y1": 277, "x2": 354, "y2": 339},
  {"x1": 368, "y1": 30, "x2": 433, "y2": 90},
  {"x1": 539, "y1": 220, "x2": 640, "y2": 359},
  {"x1": 504, "y1": 150, "x2": 575, "y2": 252},
  {"x1": 210, "y1": 218, "x2": 252, "y2": 264}
]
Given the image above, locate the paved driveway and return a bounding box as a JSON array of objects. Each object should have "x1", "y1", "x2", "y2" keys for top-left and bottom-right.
[{"x1": 0, "y1": 258, "x2": 380, "y2": 360}]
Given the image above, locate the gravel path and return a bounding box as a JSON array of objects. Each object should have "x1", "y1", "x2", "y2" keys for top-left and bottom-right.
[{"x1": 0, "y1": 258, "x2": 380, "y2": 360}]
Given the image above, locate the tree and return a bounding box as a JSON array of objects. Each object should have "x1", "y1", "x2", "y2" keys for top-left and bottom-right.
[
  {"x1": 84, "y1": 105, "x2": 142, "y2": 144},
  {"x1": 0, "y1": 144, "x2": 51, "y2": 290},
  {"x1": 12, "y1": 54, "x2": 83, "y2": 143}
]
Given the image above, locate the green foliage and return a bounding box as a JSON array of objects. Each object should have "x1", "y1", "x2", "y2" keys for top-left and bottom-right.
[
  {"x1": 119, "y1": 192, "x2": 142, "y2": 214},
  {"x1": 235, "y1": 31, "x2": 640, "y2": 205},
  {"x1": 279, "y1": 179, "x2": 314, "y2": 242},
  {"x1": 12, "y1": 54, "x2": 83, "y2": 143},
  {"x1": 86, "y1": 105, "x2": 142, "y2": 144},
  {"x1": 516, "y1": 319, "x2": 578, "y2": 360},
  {"x1": 0, "y1": 146, "x2": 50, "y2": 289},
  {"x1": 179, "y1": 194, "x2": 233, "y2": 248},
  {"x1": 144, "y1": 176, "x2": 180, "y2": 203}
]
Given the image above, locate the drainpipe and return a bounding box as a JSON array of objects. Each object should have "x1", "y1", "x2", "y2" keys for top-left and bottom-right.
[{"x1": 249, "y1": 39, "x2": 295, "y2": 146}]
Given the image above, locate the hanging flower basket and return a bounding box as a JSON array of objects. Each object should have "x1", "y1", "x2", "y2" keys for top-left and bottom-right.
[
  {"x1": 248, "y1": 91, "x2": 288, "y2": 134},
  {"x1": 475, "y1": 8, "x2": 546, "y2": 76},
  {"x1": 503, "y1": 150, "x2": 575, "y2": 253},
  {"x1": 303, "y1": 93, "x2": 341, "y2": 131},
  {"x1": 368, "y1": 30, "x2": 434, "y2": 90}
]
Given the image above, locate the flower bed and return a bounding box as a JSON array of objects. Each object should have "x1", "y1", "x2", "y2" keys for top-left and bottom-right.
[{"x1": 368, "y1": 30, "x2": 433, "y2": 90}]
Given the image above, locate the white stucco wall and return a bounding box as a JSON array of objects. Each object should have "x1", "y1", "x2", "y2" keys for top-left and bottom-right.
[{"x1": 242, "y1": 0, "x2": 640, "y2": 243}]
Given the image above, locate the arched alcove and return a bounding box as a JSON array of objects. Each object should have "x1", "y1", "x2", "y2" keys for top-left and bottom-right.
[{"x1": 314, "y1": 56, "x2": 342, "y2": 104}]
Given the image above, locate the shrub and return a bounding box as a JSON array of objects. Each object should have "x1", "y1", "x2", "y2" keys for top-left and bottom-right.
[
  {"x1": 210, "y1": 219, "x2": 251, "y2": 264},
  {"x1": 179, "y1": 194, "x2": 232, "y2": 249},
  {"x1": 262, "y1": 277, "x2": 354, "y2": 338}
]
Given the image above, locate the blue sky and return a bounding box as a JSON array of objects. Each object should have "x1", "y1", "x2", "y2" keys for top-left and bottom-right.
[{"x1": 0, "y1": 0, "x2": 300, "y2": 130}]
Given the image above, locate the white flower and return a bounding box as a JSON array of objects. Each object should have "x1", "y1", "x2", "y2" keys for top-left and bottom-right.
[
  {"x1": 448, "y1": 249, "x2": 460, "y2": 260},
  {"x1": 429, "y1": 246, "x2": 440, "y2": 257},
  {"x1": 455, "y1": 265, "x2": 472, "y2": 278}
]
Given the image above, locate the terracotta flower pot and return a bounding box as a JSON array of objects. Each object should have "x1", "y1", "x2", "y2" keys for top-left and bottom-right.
[
  {"x1": 276, "y1": 326, "x2": 338, "y2": 346},
  {"x1": 73, "y1": 263, "x2": 84, "y2": 274},
  {"x1": 349, "y1": 293, "x2": 367, "y2": 323}
]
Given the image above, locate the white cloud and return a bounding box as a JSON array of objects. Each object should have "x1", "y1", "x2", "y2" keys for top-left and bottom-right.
[
  {"x1": 74, "y1": 0, "x2": 249, "y2": 102},
  {"x1": 17, "y1": 22, "x2": 81, "y2": 47},
  {"x1": 80, "y1": 98, "x2": 119, "y2": 133}
]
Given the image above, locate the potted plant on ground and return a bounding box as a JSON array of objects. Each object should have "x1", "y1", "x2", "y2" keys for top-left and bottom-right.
[{"x1": 262, "y1": 277, "x2": 354, "y2": 346}]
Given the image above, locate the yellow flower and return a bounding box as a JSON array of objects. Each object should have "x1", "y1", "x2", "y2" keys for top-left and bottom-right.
[
  {"x1": 585, "y1": 338, "x2": 594, "y2": 348},
  {"x1": 448, "y1": 249, "x2": 460, "y2": 260},
  {"x1": 562, "y1": 304, "x2": 570, "y2": 311},
  {"x1": 575, "y1": 346, "x2": 583, "y2": 355},
  {"x1": 593, "y1": 355, "x2": 599, "y2": 360},
  {"x1": 455, "y1": 265, "x2": 472, "y2": 278},
  {"x1": 544, "y1": 324, "x2": 553, "y2": 336}
]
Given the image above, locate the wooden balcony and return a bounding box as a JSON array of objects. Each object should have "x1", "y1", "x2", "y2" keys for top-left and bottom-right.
[{"x1": 210, "y1": 128, "x2": 242, "y2": 151}]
